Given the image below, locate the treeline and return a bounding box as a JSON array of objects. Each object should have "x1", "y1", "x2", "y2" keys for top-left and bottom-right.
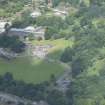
[
  {"x1": 51, "y1": 0, "x2": 81, "y2": 7},
  {"x1": 36, "y1": 16, "x2": 68, "y2": 39},
  {"x1": 0, "y1": 72, "x2": 70, "y2": 105},
  {"x1": 60, "y1": 0, "x2": 105, "y2": 105},
  {"x1": 61, "y1": 0, "x2": 105, "y2": 76},
  {"x1": 0, "y1": 72, "x2": 48, "y2": 101}
]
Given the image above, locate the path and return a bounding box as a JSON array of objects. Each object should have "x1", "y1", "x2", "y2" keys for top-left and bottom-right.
[{"x1": 55, "y1": 68, "x2": 71, "y2": 92}]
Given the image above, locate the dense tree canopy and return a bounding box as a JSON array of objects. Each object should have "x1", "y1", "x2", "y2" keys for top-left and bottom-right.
[{"x1": 0, "y1": 35, "x2": 25, "y2": 53}]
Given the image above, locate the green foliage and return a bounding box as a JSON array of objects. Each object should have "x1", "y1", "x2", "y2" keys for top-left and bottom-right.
[
  {"x1": 0, "y1": 72, "x2": 48, "y2": 101},
  {"x1": 36, "y1": 16, "x2": 65, "y2": 29},
  {"x1": 61, "y1": 47, "x2": 74, "y2": 63},
  {"x1": 36, "y1": 15, "x2": 67, "y2": 39},
  {"x1": 45, "y1": 27, "x2": 57, "y2": 40},
  {"x1": 1, "y1": 0, "x2": 105, "y2": 105},
  {"x1": 59, "y1": 1, "x2": 105, "y2": 105},
  {"x1": 89, "y1": 0, "x2": 105, "y2": 6},
  {"x1": 66, "y1": 0, "x2": 80, "y2": 6},
  {"x1": 0, "y1": 35, "x2": 25, "y2": 53},
  {"x1": 0, "y1": 0, "x2": 30, "y2": 18},
  {"x1": 47, "y1": 90, "x2": 68, "y2": 105},
  {"x1": 12, "y1": 10, "x2": 36, "y2": 28}
]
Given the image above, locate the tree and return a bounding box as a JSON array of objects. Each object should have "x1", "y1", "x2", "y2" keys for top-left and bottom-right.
[
  {"x1": 72, "y1": 57, "x2": 85, "y2": 77},
  {"x1": 50, "y1": 74, "x2": 56, "y2": 83},
  {"x1": 47, "y1": 90, "x2": 68, "y2": 105},
  {"x1": 0, "y1": 35, "x2": 25, "y2": 53},
  {"x1": 80, "y1": 17, "x2": 92, "y2": 27},
  {"x1": 89, "y1": 0, "x2": 105, "y2": 6},
  {"x1": 3, "y1": 72, "x2": 13, "y2": 82},
  {"x1": 61, "y1": 47, "x2": 74, "y2": 63},
  {"x1": 45, "y1": 27, "x2": 57, "y2": 39}
]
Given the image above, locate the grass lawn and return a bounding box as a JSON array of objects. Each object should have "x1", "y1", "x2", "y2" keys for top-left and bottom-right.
[{"x1": 0, "y1": 57, "x2": 65, "y2": 84}]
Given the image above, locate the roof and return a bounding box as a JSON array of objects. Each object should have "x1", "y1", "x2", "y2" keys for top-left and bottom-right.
[
  {"x1": 30, "y1": 11, "x2": 41, "y2": 18},
  {"x1": 24, "y1": 26, "x2": 35, "y2": 31},
  {"x1": 10, "y1": 28, "x2": 24, "y2": 32},
  {"x1": 10, "y1": 26, "x2": 45, "y2": 33},
  {"x1": 53, "y1": 9, "x2": 68, "y2": 15}
]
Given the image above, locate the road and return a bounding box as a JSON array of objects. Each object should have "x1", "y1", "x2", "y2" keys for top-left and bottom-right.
[{"x1": 55, "y1": 66, "x2": 71, "y2": 93}]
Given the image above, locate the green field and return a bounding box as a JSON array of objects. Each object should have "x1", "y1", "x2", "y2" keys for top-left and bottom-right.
[
  {"x1": 0, "y1": 57, "x2": 65, "y2": 84},
  {"x1": 0, "y1": 39, "x2": 73, "y2": 84}
]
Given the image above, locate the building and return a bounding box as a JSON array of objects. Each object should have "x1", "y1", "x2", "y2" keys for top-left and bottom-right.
[{"x1": 8, "y1": 26, "x2": 45, "y2": 40}]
